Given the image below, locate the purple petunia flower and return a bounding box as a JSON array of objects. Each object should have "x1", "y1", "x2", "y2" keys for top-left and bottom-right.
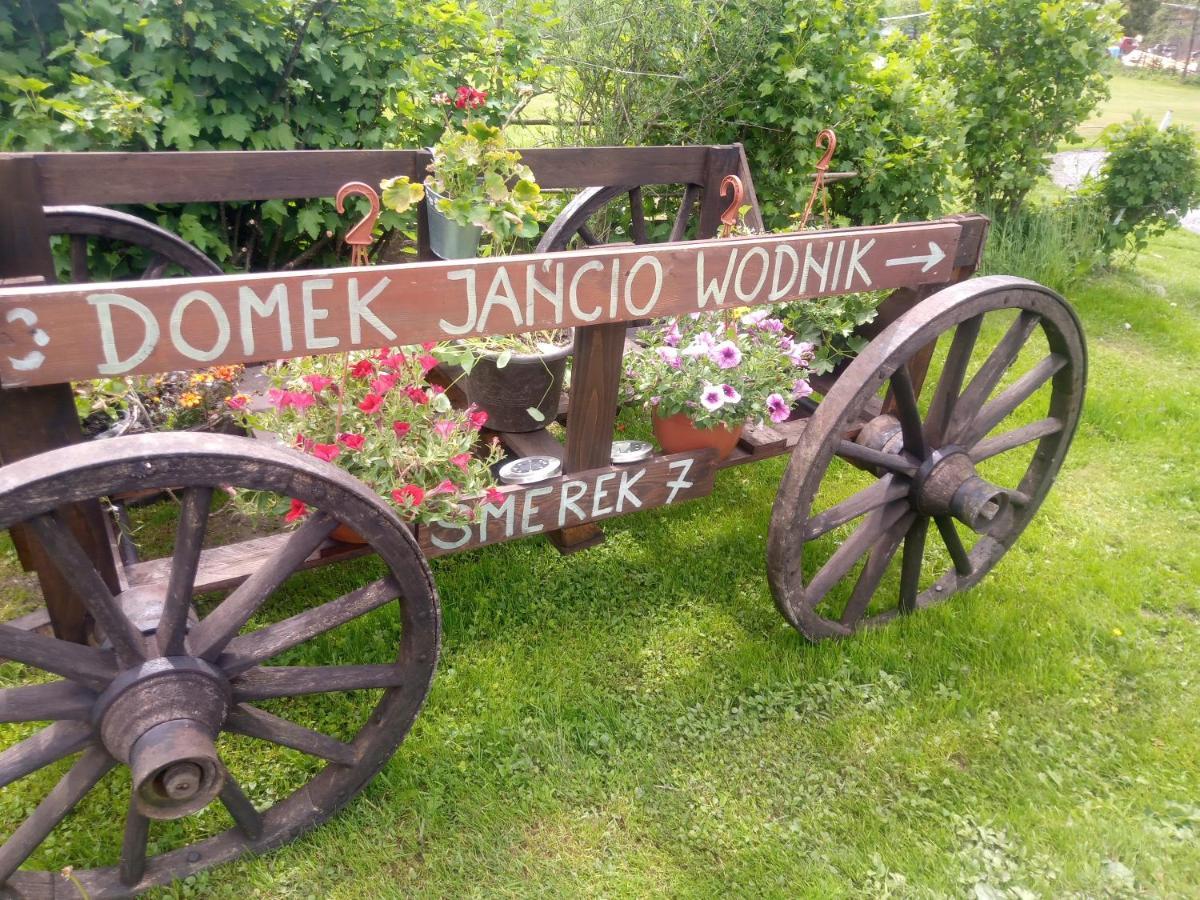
[
  {"x1": 740, "y1": 309, "x2": 770, "y2": 327},
  {"x1": 721, "y1": 383, "x2": 741, "y2": 403},
  {"x1": 700, "y1": 382, "x2": 725, "y2": 412},
  {"x1": 779, "y1": 335, "x2": 794, "y2": 353},
  {"x1": 793, "y1": 378, "x2": 813, "y2": 399},
  {"x1": 765, "y1": 392, "x2": 790, "y2": 423},
  {"x1": 656, "y1": 346, "x2": 682, "y2": 369},
  {"x1": 759, "y1": 317, "x2": 784, "y2": 333},
  {"x1": 665, "y1": 321, "x2": 682, "y2": 347},
  {"x1": 711, "y1": 340, "x2": 742, "y2": 369},
  {"x1": 789, "y1": 341, "x2": 815, "y2": 367}
]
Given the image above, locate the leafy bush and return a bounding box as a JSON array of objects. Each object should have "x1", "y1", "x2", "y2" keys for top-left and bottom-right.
[
  {"x1": 929, "y1": 0, "x2": 1123, "y2": 210},
  {"x1": 549, "y1": 0, "x2": 960, "y2": 229},
  {"x1": 1084, "y1": 114, "x2": 1200, "y2": 255},
  {"x1": 0, "y1": 0, "x2": 548, "y2": 272}
]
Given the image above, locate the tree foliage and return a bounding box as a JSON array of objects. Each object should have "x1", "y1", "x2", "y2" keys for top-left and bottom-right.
[
  {"x1": 928, "y1": 0, "x2": 1123, "y2": 211},
  {"x1": 0, "y1": 0, "x2": 548, "y2": 272}
]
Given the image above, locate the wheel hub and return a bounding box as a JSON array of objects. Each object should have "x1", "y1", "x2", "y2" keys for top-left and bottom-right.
[
  {"x1": 93, "y1": 657, "x2": 230, "y2": 819},
  {"x1": 912, "y1": 447, "x2": 1011, "y2": 534}
]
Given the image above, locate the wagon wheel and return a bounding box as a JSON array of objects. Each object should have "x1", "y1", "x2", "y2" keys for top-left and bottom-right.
[
  {"x1": 43, "y1": 205, "x2": 223, "y2": 282},
  {"x1": 0, "y1": 433, "x2": 439, "y2": 896},
  {"x1": 536, "y1": 183, "x2": 701, "y2": 252},
  {"x1": 767, "y1": 276, "x2": 1086, "y2": 641}
]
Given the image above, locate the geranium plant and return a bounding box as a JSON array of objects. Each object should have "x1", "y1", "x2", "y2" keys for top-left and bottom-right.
[
  {"x1": 380, "y1": 85, "x2": 545, "y2": 242},
  {"x1": 233, "y1": 346, "x2": 504, "y2": 527},
  {"x1": 622, "y1": 310, "x2": 814, "y2": 429}
]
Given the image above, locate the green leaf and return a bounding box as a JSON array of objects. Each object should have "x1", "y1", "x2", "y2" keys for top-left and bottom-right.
[
  {"x1": 525, "y1": 407, "x2": 545, "y2": 423},
  {"x1": 296, "y1": 205, "x2": 323, "y2": 239},
  {"x1": 219, "y1": 112, "x2": 252, "y2": 142},
  {"x1": 161, "y1": 114, "x2": 200, "y2": 150},
  {"x1": 495, "y1": 350, "x2": 512, "y2": 370}
]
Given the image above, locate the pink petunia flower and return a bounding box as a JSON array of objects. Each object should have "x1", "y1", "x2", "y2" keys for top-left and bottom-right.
[
  {"x1": 303, "y1": 374, "x2": 334, "y2": 392},
  {"x1": 664, "y1": 321, "x2": 682, "y2": 347},
  {"x1": 419, "y1": 354, "x2": 439, "y2": 375},
  {"x1": 793, "y1": 379, "x2": 813, "y2": 400},
  {"x1": 765, "y1": 392, "x2": 790, "y2": 424},
  {"x1": 699, "y1": 383, "x2": 725, "y2": 412},
  {"x1": 312, "y1": 443, "x2": 340, "y2": 462},
  {"x1": 421, "y1": 341, "x2": 437, "y2": 350},
  {"x1": 288, "y1": 391, "x2": 316, "y2": 411},
  {"x1": 226, "y1": 394, "x2": 249, "y2": 410},
  {"x1": 710, "y1": 340, "x2": 742, "y2": 369},
  {"x1": 284, "y1": 498, "x2": 309, "y2": 522},
  {"x1": 485, "y1": 487, "x2": 506, "y2": 504},
  {"x1": 721, "y1": 383, "x2": 741, "y2": 403},
  {"x1": 267, "y1": 388, "x2": 289, "y2": 409},
  {"x1": 337, "y1": 432, "x2": 366, "y2": 451},
  {"x1": 350, "y1": 359, "x2": 375, "y2": 378},
  {"x1": 391, "y1": 484, "x2": 425, "y2": 507},
  {"x1": 740, "y1": 309, "x2": 770, "y2": 327},
  {"x1": 432, "y1": 420, "x2": 457, "y2": 439},
  {"x1": 789, "y1": 342, "x2": 815, "y2": 367},
  {"x1": 450, "y1": 452, "x2": 472, "y2": 472},
  {"x1": 405, "y1": 386, "x2": 430, "y2": 405},
  {"x1": 656, "y1": 346, "x2": 682, "y2": 369},
  {"x1": 392, "y1": 420, "x2": 411, "y2": 439},
  {"x1": 370, "y1": 374, "x2": 398, "y2": 395},
  {"x1": 467, "y1": 407, "x2": 488, "y2": 430},
  {"x1": 357, "y1": 393, "x2": 384, "y2": 414},
  {"x1": 429, "y1": 478, "x2": 458, "y2": 495}
]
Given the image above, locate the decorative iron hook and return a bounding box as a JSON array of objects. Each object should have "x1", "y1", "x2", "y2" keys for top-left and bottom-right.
[
  {"x1": 719, "y1": 174, "x2": 745, "y2": 238},
  {"x1": 335, "y1": 181, "x2": 381, "y2": 267},
  {"x1": 799, "y1": 128, "x2": 837, "y2": 230}
]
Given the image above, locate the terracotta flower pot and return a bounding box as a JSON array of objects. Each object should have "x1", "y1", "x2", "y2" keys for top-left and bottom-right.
[
  {"x1": 329, "y1": 522, "x2": 369, "y2": 545},
  {"x1": 652, "y1": 410, "x2": 744, "y2": 461}
]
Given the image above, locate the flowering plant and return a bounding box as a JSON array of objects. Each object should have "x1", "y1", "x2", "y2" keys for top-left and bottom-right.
[
  {"x1": 75, "y1": 365, "x2": 244, "y2": 437},
  {"x1": 380, "y1": 85, "x2": 545, "y2": 241},
  {"x1": 233, "y1": 347, "x2": 503, "y2": 527},
  {"x1": 622, "y1": 310, "x2": 814, "y2": 429}
]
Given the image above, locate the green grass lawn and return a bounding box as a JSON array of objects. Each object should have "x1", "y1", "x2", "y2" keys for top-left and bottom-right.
[
  {"x1": 1075, "y1": 70, "x2": 1200, "y2": 148},
  {"x1": 2, "y1": 229, "x2": 1199, "y2": 897}
]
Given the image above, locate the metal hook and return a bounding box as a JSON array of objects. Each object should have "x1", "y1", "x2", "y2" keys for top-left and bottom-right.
[
  {"x1": 719, "y1": 174, "x2": 745, "y2": 237},
  {"x1": 335, "y1": 181, "x2": 381, "y2": 266},
  {"x1": 799, "y1": 128, "x2": 837, "y2": 230}
]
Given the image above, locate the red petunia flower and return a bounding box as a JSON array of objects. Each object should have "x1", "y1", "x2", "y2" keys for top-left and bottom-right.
[
  {"x1": 391, "y1": 484, "x2": 425, "y2": 508},
  {"x1": 303, "y1": 374, "x2": 334, "y2": 392},
  {"x1": 357, "y1": 393, "x2": 384, "y2": 414},
  {"x1": 405, "y1": 386, "x2": 429, "y2": 405},
  {"x1": 392, "y1": 420, "x2": 411, "y2": 439},
  {"x1": 284, "y1": 498, "x2": 309, "y2": 522},
  {"x1": 288, "y1": 391, "x2": 316, "y2": 411},
  {"x1": 429, "y1": 478, "x2": 458, "y2": 495},
  {"x1": 421, "y1": 341, "x2": 437, "y2": 351},
  {"x1": 350, "y1": 359, "x2": 375, "y2": 378},
  {"x1": 484, "y1": 487, "x2": 506, "y2": 504},
  {"x1": 312, "y1": 443, "x2": 340, "y2": 462},
  {"x1": 267, "y1": 388, "x2": 288, "y2": 409},
  {"x1": 467, "y1": 408, "x2": 488, "y2": 430},
  {"x1": 225, "y1": 394, "x2": 249, "y2": 410},
  {"x1": 337, "y1": 432, "x2": 366, "y2": 451},
  {"x1": 370, "y1": 374, "x2": 398, "y2": 395},
  {"x1": 419, "y1": 354, "x2": 439, "y2": 375}
]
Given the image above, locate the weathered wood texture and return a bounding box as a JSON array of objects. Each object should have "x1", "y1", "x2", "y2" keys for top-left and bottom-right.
[{"x1": 0, "y1": 221, "x2": 963, "y2": 388}]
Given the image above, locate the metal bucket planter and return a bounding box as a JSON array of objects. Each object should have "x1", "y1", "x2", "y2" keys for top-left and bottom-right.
[
  {"x1": 461, "y1": 334, "x2": 573, "y2": 433},
  {"x1": 425, "y1": 185, "x2": 483, "y2": 259}
]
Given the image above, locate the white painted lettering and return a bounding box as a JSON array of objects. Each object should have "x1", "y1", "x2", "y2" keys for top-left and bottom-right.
[
  {"x1": 624, "y1": 256, "x2": 662, "y2": 317},
  {"x1": 348, "y1": 276, "x2": 396, "y2": 344},
  {"x1": 237, "y1": 284, "x2": 291, "y2": 356},
  {"x1": 301, "y1": 279, "x2": 338, "y2": 350},
  {"x1": 478, "y1": 493, "x2": 516, "y2": 540},
  {"x1": 830, "y1": 240, "x2": 847, "y2": 291},
  {"x1": 845, "y1": 238, "x2": 876, "y2": 290},
  {"x1": 429, "y1": 521, "x2": 472, "y2": 551},
  {"x1": 665, "y1": 457, "x2": 696, "y2": 504},
  {"x1": 591, "y1": 472, "x2": 616, "y2": 518},
  {"x1": 568, "y1": 261, "x2": 604, "y2": 322},
  {"x1": 526, "y1": 261, "x2": 564, "y2": 326},
  {"x1": 440, "y1": 269, "x2": 478, "y2": 335},
  {"x1": 799, "y1": 242, "x2": 833, "y2": 294},
  {"x1": 170, "y1": 290, "x2": 230, "y2": 363},
  {"x1": 734, "y1": 246, "x2": 770, "y2": 302},
  {"x1": 696, "y1": 249, "x2": 739, "y2": 308},
  {"x1": 521, "y1": 484, "x2": 553, "y2": 535},
  {"x1": 608, "y1": 257, "x2": 622, "y2": 318},
  {"x1": 477, "y1": 267, "x2": 523, "y2": 332},
  {"x1": 558, "y1": 479, "x2": 589, "y2": 526},
  {"x1": 616, "y1": 468, "x2": 645, "y2": 511},
  {"x1": 768, "y1": 245, "x2": 799, "y2": 301},
  {"x1": 88, "y1": 293, "x2": 160, "y2": 375}
]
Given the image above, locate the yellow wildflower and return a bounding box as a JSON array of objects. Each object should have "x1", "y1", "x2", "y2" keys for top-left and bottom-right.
[{"x1": 179, "y1": 391, "x2": 203, "y2": 409}]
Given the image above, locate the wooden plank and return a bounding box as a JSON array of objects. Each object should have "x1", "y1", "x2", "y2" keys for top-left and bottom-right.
[
  {"x1": 737, "y1": 423, "x2": 786, "y2": 455},
  {"x1": 19, "y1": 146, "x2": 713, "y2": 205},
  {"x1": 0, "y1": 156, "x2": 122, "y2": 644},
  {"x1": 0, "y1": 220, "x2": 964, "y2": 389},
  {"x1": 421, "y1": 449, "x2": 716, "y2": 556}
]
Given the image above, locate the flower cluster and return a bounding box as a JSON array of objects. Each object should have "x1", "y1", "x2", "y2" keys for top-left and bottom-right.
[
  {"x1": 76, "y1": 365, "x2": 246, "y2": 438},
  {"x1": 235, "y1": 347, "x2": 503, "y2": 527},
  {"x1": 622, "y1": 310, "x2": 813, "y2": 429}
]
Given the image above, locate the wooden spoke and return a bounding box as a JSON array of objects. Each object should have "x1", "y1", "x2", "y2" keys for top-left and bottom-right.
[
  {"x1": 970, "y1": 417, "x2": 1063, "y2": 462},
  {"x1": 839, "y1": 511, "x2": 914, "y2": 627},
  {"x1": 232, "y1": 664, "x2": 405, "y2": 702},
  {"x1": 898, "y1": 516, "x2": 930, "y2": 614},
  {"x1": 225, "y1": 704, "x2": 358, "y2": 767},
  {"x1": 577, "y1": 224, "x2": 602, "y2": 247},
  {"x1": 0, "y1": 746, "x2": 115, "y2": 884},
  {"x1": 889, "y1": 364, "x2": 929, "y2": 460},
  {"x1": 836, "y1": 440, "x2": 918, "y2": 476},
  {"x1": 804, "y1": 475, "x2": 910, "y2": 540},
  {"x1": 924, "y1": 314, "x2": 983, "y2": 443},
  {"x1": 805, "y1": 503, "x2": 911, "y2": 603},
  {"x1": 218, "y1": 773, "x2": 263, "y2": 840},
  {"x1": 139, "y1": 253, "x2": 169, "y2": 280},
  {"x1": 219, "y1": 576, "x2": 399, "y2": 676},
  {"x1": 946, "y1": 311, "x2": 1041, "y2": 442},
  {"x1": 158, "y1": 486, "x2": 213, "y2": 656},
  {"x1": 670, "y1": 184, "x2": 702, "y2": 241},
  {"x1": 69, "y1": 234, "x2": 89, "y2": 283},
  {"x1": 119, "y1": 801, "x2": 149, "y2": 887},
  {"x1": 0, "y1": 624, "x2": 115, "y2": 687},
  {"x1": 935, "y1": 515, "x2": 972, "y2": 577},
  {"x1": 0, "y1": 681, "x2": 95, "y2": 724},
  {"x1": 629, "y1": 186, "x2": 648, "y2": 244},
  {"x1": 0, "y1": 721, "x2": 94, "y2": 790},
  {"x1": 190, "y1": 511, "x2": 338, "y2": 661},
  {"x1": 959, "y1": 354, "x2": 1067, "y2": 448},
  {"x1": 1007, "y1": 489, "x2": 1031, "y2": 507},
  {"x1": 24, "y1": 512, "x2": 145, "y2": 666}
]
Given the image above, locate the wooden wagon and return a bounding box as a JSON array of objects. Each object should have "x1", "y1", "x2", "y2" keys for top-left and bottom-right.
[{"x1": 0, "y1": 146, "x2": 1085, "y2": 896}]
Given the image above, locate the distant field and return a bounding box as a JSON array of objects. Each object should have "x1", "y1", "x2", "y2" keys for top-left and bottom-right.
[{"x1": 1075, "y1": 70, "x2": 1200, "y2": 147}]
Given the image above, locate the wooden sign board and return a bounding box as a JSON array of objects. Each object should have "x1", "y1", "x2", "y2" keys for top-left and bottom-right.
[
  {"x1": 0, "y1": 220, "x2": 962, "y2": 388},
  {"x1": 419, "y1": 449, "x2": 716, "y2": 556}
]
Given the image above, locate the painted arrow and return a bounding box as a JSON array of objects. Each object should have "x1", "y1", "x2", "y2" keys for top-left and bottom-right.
[{"x1": 884, "y1": 241, "x2": 946, "y2": 273}]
